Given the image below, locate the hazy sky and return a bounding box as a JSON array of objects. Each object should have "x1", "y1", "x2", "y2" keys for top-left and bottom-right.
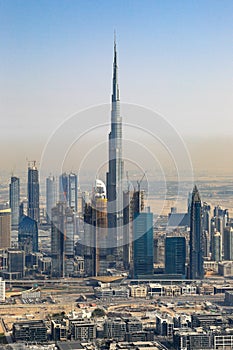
[{"x1": 1, "y1": 0, "x2": 233, "y2": 174}]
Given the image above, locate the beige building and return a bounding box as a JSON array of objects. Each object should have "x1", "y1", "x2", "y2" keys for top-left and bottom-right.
[
  {"x1": 0, "y1": 209, "x2": 11, "y2": 249},
  {"x1": 129, "y1": 285, "x2": 147, "y2": 298}
]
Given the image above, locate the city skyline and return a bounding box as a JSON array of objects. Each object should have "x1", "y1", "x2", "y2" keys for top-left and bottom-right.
[{"x1": 1, "y1": 1, "x2": 233, "y2": 176}]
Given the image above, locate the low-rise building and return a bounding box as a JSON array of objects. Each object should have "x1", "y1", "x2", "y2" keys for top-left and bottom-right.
[
  {"x1": 147, "y1": 283, "x2": 164, "y2": 297},
  {"x1": 104, "y1": 318, "x2": 127, "y2": 341},
  {"x1": 69, "y1": 319, "x2": 96, "y2": 341},
  {"x1": 12, "y1": 320, "x2": 47, "y2": 343},
  {"x1": 224, "y1": 291, "x2": 233, "y2": 306},
  {"x1": 129, "y1": 285, "x2": 147, "y2": 298},
  {"x1": 94, "y1": 286, "x2": 129, "y2": 299},
  {"x1": 218, "y1": 261, "x2": 233, "y2": 277},
  {"x1": 51, "y1": 320, "x2": 68, "y2": 341},
  {"x1": 181, "y1": 284, "x2": 197, "y2": 295},
  {"x1": 173, "y1": 328, "x2": 213, "y2": 350}
]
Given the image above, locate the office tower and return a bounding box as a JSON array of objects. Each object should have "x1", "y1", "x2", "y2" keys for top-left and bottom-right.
[
  {"x1": 59, "y1": 173, "x2": 69, "y2": 203},
  {"x1": 18, "y1": 215, "x2": 38, "y2": 253},
  {"x1": 8, "y1": 249, "x2": 25, "y2": 278},
  {"x1": 9, "y1": 176, "x2": 20, "y2": 227},
  {"x1": 93, "y1": 180, "x2": 108, "y2": 276},
  {"x1": 46, "y1": 175, "x2": 57, "y2": 223},
  {"x1": 122, "y1": 190, "x2": 146, "y2": 274},
  {"x1": 27, "y1": 161, "x2": 40, "y2": 222},
  {"x1": 213, "y1": 206, "x2": 228, "y2": 258},
  {"x1": 59, "y1": 172, "x2": 78, "y2": 212},
  {"x1": 83, "y1": 180, "x2": 108, "y2": 276},
  {"x1": 68, "y1": 172, "x2": 78, "y2": 211},
  {"x1": 83, "y1": 203, "x2": 95, "y2": 276},
  {"x1": 133, "y1": 203, "x2": 154, "y2": 278},
  {"x1": 165, "y1": 236, "x2": 186, "y2": 277},
  {"x1": 51, "y1": 203, "x2": 65, "y2": 277},
  {"x1": 202, "y1": 202, "x2": 211, "y2": 234},
  {"x1": 202, "y1": 230, "x2": 210, "y2": 258},
  {"x1": 189, "y1": 185, "x2": 204, "y2": 279},
  {"x1": 51, "y1": 202, "x2": 75, "y2": 277},
  {"x1": 0, "y1": 209, "x2": 11, "y2": 249},
  {"x1": 64, "y1": 207, "x2": 75, "y2": 276},
  {"x1": 224, "y1": 226, "x2": 233, "y2": 260},
  {"x1": 212, "y1": 231, "x2": 222, "y2": 262},
  {"x1": 106, "y1": 38, "x2": 124, "y2": 254},
  {"x1": 123, "y1": 190, "x2": 130, "y2": 270}
]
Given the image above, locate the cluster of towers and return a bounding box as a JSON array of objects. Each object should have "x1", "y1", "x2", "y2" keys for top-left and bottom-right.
[
  {"x1": 165, "y1": 185, "x2": 231, "y2": 280},
  {"x1": 4, "y1": 39, "x2": 154, "y2": 279},
  {"x1": 4, "y1": 39, "x2": 231, "y2": 281}
]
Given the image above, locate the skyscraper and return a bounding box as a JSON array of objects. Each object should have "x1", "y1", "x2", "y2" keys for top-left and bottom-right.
[
  {"x1": 224, "y1": 226, "x2": 233, "y2": 260},
  {"x1": 68, "y1": 172, "x2": 78, "y2": 212},
  {"x1": 132, "y1": 190, "x2": 153, "y2": 278},
  {"x1": 212, "y1": 231, "x2": 222, "y2": 262},
  {"x1": 0, "y1": 209, "x2": 11, "y2": 249},
  {"x1": 18, "y1": 215, "x2": 38, "y2": 253},
  {"x1": 51, "y1": 202, "x2": 75, "y2": 277},
  {"x1": 27, "y1": 161, "x2": 40, "y2": 222},
  {"x1": 59, "y1": 173, "x2": 69, "y2": 203},
  {"x1": 51, "y1": 203, "x2": 65, "y2": 277},
  {"x1": 189, "y1": 185, "x2": 204, "y2": 279},
  {"x1": 133, "y1": 208, "x2": 154, "y2": 278},
  {"x1": 46, "y1": 175, "x2": 57, "y2": 223},
  {"x1": 165, "y1": 236, "x2": 186, "y2": 277},
  {"x1": 106, "y1": 37, "x2": 124, "y2": 252},
  {"x1": 83, "y1": 180, "x2": 108, "y2": 276},
  {"x1": 9, "y1": 176, "x2": 20, "y2": 227},
  {"x1": 59, "y1": 172, "x2": 78, "y2": 212}
]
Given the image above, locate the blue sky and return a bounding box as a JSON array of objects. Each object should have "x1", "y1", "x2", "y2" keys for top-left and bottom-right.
[{"x1": 0, "y1": 0, "x2": 233, "y2": 171}]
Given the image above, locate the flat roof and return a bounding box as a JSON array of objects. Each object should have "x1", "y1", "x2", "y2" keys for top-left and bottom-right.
[
  {"x1": 56, "y1": 342, "x2": 84, "y2": 350},
  {"x1": 88, "y1": 276, "x2": 124, "y2": 283}
]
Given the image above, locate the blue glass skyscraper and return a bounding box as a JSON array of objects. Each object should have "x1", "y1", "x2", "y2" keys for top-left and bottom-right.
[
  {"x1": 18, "y1": 215, "x2": 38, "y2": 253},
  {"x1": 133, "y1": 208, "x2": 154, "y2": 278},
  {"x1": 165, "y1": 236, "x2": 186, "y2": 277}
]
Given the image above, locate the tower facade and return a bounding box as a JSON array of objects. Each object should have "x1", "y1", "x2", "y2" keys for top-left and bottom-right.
[
  {"x1": 18, "y1": 215, "x2": 38, "y2": 253},
  {"x1": 83, "y1": 180, "x2": 108, "y2": 276},
  {"x1": 133, "y1": 208, "x2": 154, "y2": 278},
  {"x1": 9, "y1": 176, "x2": 20, "y2": 227},
  {"x1": 46, "y1": 175, "x2": 57, "y2": 223},
  {"x1": 0, "y1": 209, "x2": 11, "y2": 249},
  {"x1": 224, "y1": 226, "x2": 233, "y2": 260},
  {"x1": 27, "y1": 162, "x2": 40, "y2": 222},
  {"x1": 59, "y1": 172, "x2": 78, "y2": 212},
  {"x1": 212, "y1": 231, "x2": 222, "y2": 262},
  {"x1": 165, "y1": 236, "x2": 186, "y2": 277},
  {"x1": 189, "y1": 185, "x2": 204, "y2": 279},
  {"x1": 51, "y1": 202, "x2": 75, "y2": 277},
  {"x1": 106, "y1": 38, "x2": 124, "y2": 252},
  {"x1": 68, "y1": 172, "x2": 78, "y2": 212}
]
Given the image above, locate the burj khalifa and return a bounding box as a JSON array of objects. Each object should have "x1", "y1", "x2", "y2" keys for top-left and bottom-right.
[{"x1": 106, "y1": 37, "x2": 124, "y2": 253}]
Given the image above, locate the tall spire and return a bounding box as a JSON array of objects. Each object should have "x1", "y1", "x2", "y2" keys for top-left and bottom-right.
[
  {"x1": 112, "y1": 32, "x2": 120, "y2": 102},
  {"x1": 106, "y1": 34, "x2": 124, "y2": 255}
]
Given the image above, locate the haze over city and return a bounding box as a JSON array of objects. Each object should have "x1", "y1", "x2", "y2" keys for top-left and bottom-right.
[{"x1": 1, "y1": 0, "x2": 233, "y2": 176}]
